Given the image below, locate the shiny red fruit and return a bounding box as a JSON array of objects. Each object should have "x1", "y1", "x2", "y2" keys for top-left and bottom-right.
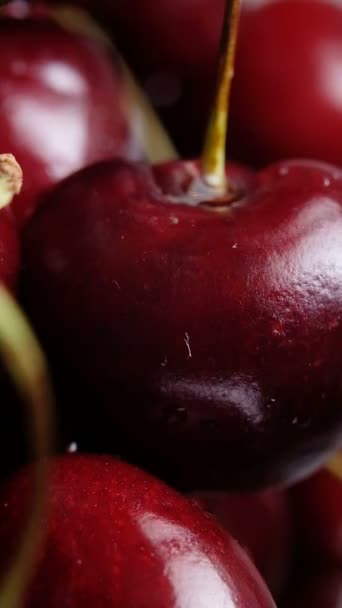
[
  {"x1": 190, "y1": 489, "x2": 293, "y2": 596},
  {"x1": 284, "y1": 569, "x2": 342, "y2": 608},
  {"x1": 230, "y1": 0, "x2": 342, "y2": 167},
  {"x1": 292, "y1": 458, "x2": 342, "y2": 565},
  {"x1": 0, "y1": 12, "x2": 139, "y2": 228},
  {"x1": 0, "y1": 454, "x2": 276, "y2": 607},
  {"x1": 22, "y1": 157, "x2": 342, "y2": 489}
]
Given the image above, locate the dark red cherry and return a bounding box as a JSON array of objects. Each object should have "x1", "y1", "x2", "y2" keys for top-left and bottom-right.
[
  {"x1": 22, "y1": 156, "x2": 342, "y2": 489},
  {"x1": 0, "y1": 454, "x2": 276, "y2": 608},
  {"x1": 190, "y1": 489, "x2": 293, "y2": 596},
  {"x1": 0, "y1": 11, "x2": 140, "y2": 228}
]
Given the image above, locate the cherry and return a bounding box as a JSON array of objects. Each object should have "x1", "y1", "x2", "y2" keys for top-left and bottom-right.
[
  {"x1": 22, "y1": 0, "x2": 342, "y2": 489},
  {"x1": 283, "y1": 569, "x2": 342, "y2": 608},
  {"x1": 292, "y1": 453, "x2": 342, "y2": 566},
  {"x1": 0, "y1": 9, "x2": 141, "y2": 229},
  {"x1": 22, "y1": 158, "x2": 342, "y2": 490},
  {"x1": 0, "y1": 454, "x2": 276, "y2": 608},
  {"x1": 230, "y1": 0, "x2": 342, "y2": 167},
  {"x1": 190, "y1": 489, "x2": 293, "y2": 596}
]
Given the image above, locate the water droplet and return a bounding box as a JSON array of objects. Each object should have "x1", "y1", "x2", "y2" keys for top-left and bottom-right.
[{"x1": 323, "y1": 177, "x2": 331, "y2": 187}]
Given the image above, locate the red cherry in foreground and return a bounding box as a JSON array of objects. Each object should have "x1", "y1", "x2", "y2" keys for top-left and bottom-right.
[
  {"x1": 0, "y1": 454, "x2": 276, "y2": 608},
  {"x1": 230, "y1": 0, "x2": 342, "y2": 167},
  {"x1": 190, "y1": 489, "x2": 293, "y2": 596},
  {"x1": 292, "y1": 453, "x2": 342, "y2": 566},
  {"x1": 22, "y1": 0, "x2": 342, "y2": 489},
  {"x1": 283, "y1": 569, "x2": 342, "y2": 608},
  {"x1": 0, "y1": 11, "x2": 140, "y2": 229},
  {"x1": 22, "y1": 155, "x2": 342, "y2": 489}
]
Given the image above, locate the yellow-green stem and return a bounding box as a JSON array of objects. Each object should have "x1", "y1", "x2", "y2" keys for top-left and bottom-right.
[{"x1": 201, "y1": 0, "x2": 241, "y2": 194}]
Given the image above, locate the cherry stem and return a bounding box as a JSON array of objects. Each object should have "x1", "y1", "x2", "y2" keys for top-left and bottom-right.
[
  {"x1": 200, "y1": 0, "x2": 241, "y2": 195},
  {"x1": 0, "y1": 286, "x2": 54, "y2": 608}
]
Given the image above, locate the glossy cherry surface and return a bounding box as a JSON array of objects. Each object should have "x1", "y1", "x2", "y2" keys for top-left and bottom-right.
[
  {"x1": 0, "y1": 454, "x2": 276, "y2": 607},
  {"x1": 22, "y1": 157, "x2": 342, "y2": 489},
  {"x1": 292, "y1": 459, "x2": 342, "y2": 565},
  {"x1": 0, "y1": 13, "x2": 139, "y2": 228},
  {"x1": 190, "y1": 489, "x2": 292, "y2": 595},
  {"x1": 230, "y1": 0, "x2": 342, "y2": 167}
]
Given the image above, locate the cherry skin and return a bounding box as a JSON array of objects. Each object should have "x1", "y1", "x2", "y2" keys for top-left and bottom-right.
[
  {"x1": 0, "y1": 454, "x2": 276, "y2": 608},
  {"x1": 22, "y1": 157, "x2": 342, "y2": 489},
  {"x1": 0, "y1": 13, "x2": 140, "y2": 229},
  {"x1": 230, "y1": 0, "x2": 342, "y2": 167},
  {"x1": 190, "y1": 489, "x2": 293, "y2": 596},
  {"x1": 292, "y1": 458, "x2": 342, "y2": 566}
]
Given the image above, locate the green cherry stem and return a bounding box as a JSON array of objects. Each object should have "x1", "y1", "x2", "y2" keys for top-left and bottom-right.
[{"x1": 200, "y1": 0, "x2": 241, "y2": 195}]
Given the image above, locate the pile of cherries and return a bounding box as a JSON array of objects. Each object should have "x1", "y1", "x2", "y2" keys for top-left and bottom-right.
[{"x1": 0, "y1": 0, "x2": 341, "y2": 606}]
